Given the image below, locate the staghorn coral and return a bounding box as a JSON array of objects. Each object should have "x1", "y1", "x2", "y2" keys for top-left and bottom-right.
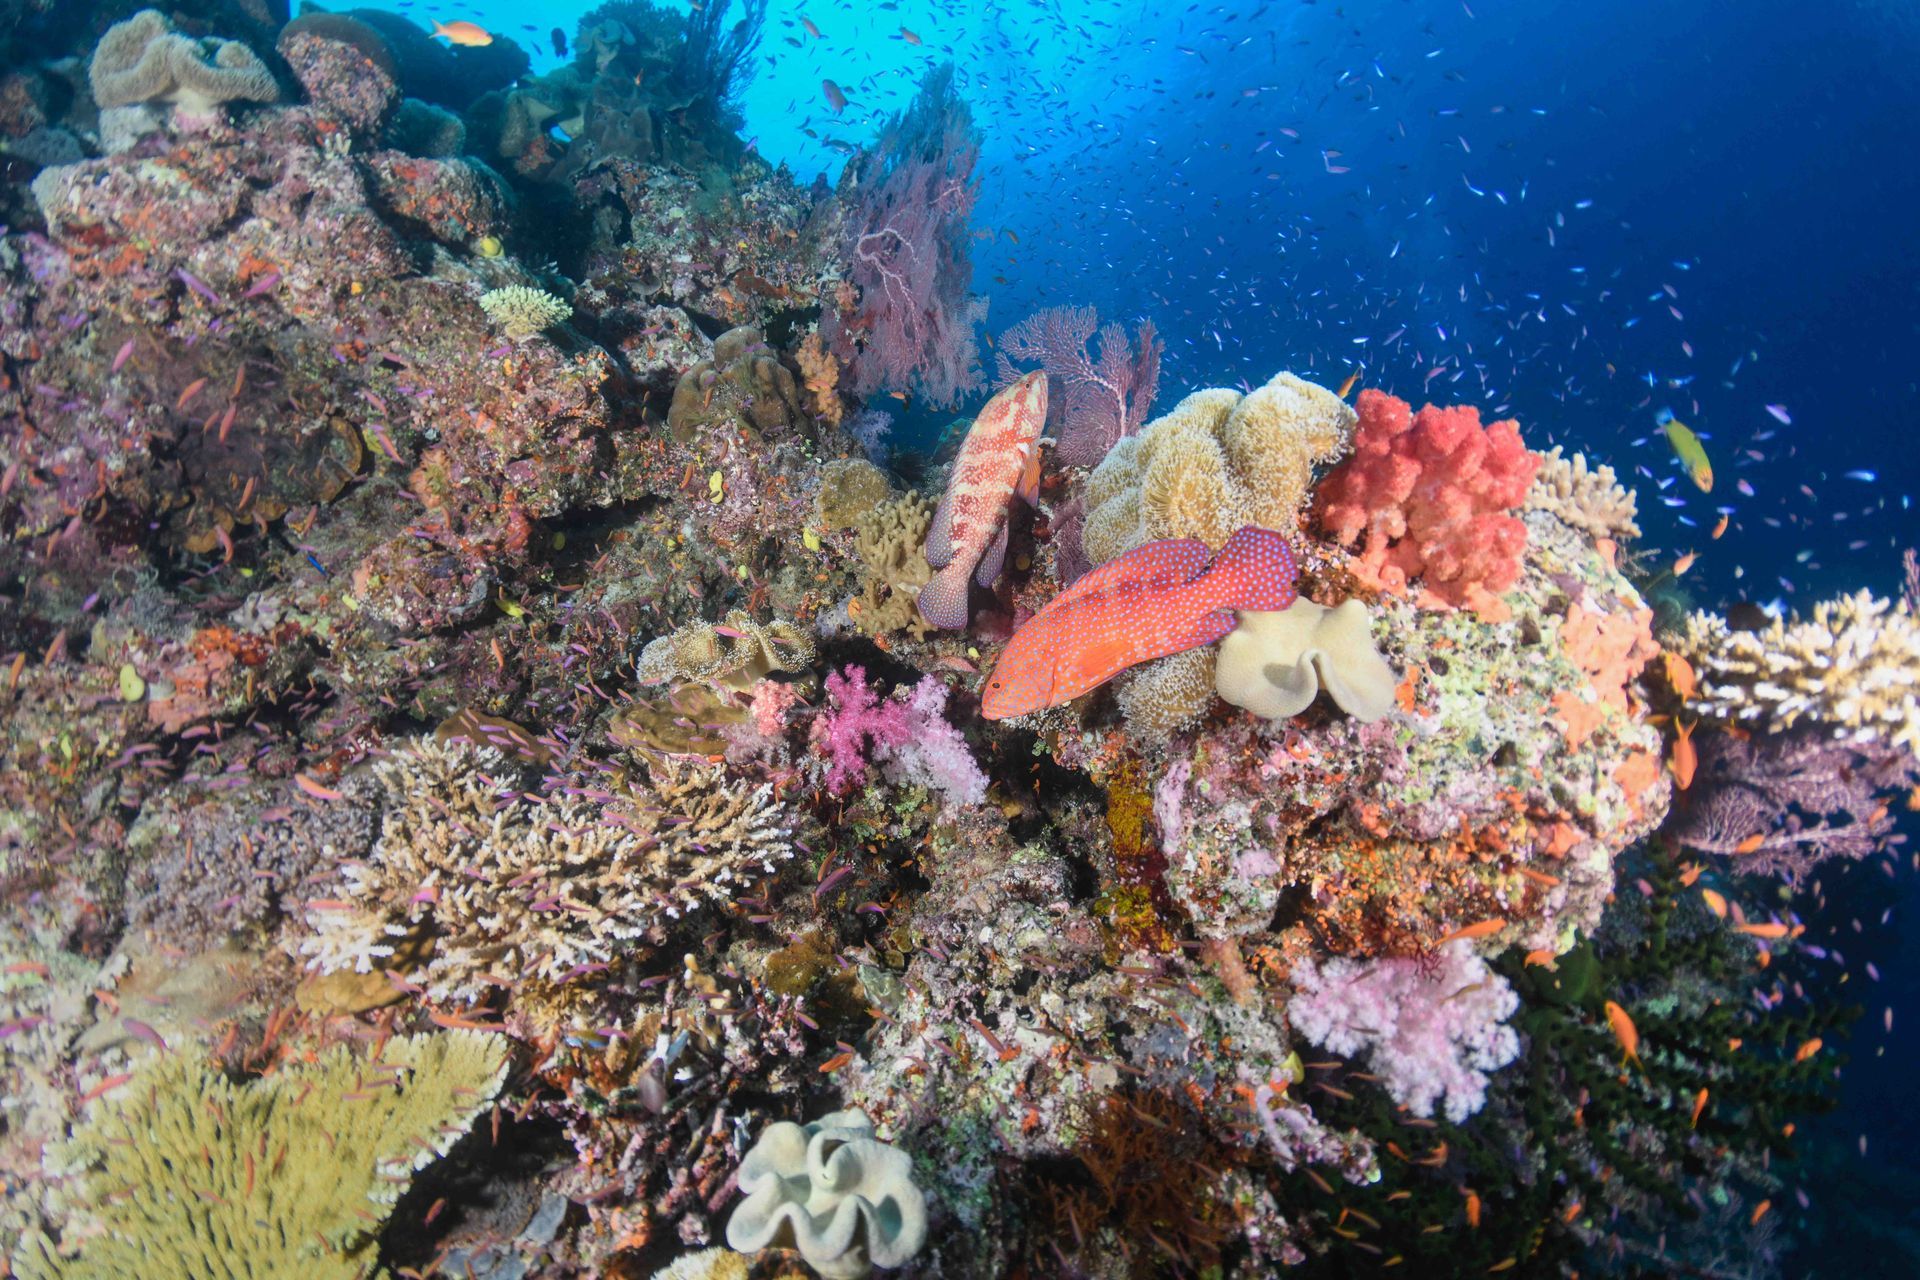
[
  {"x1": 1080, "y1": 371, "x2": 1352, "y2": 566},
  {"x1": 726, "y1": 1109, "x2": 928, "y2": 1279},
  {"x1": 850, "y1": 492, "x2": 936, "y2": 640},
  {"x1": 479, "y1": 285, "x2": 573, "y2": 340},
  {"x1": 1214, "y1": 597, "x2": 1398, "y2": 723},
  {"x1": 17, "y1": 1032, "x2": 509, "y2": 1280},
  {"x1": 299, "y1": 739, "x2": 794, "y2": 1002},
  {"x1": 1286, "y1": 942, "x2": 1521, "y2": 1123},
  {"x1": 1526, "y1": 445, "x2": 1641, "y2": 541},
  {"x1": 89, "y1": 9, "x2": 279, "y2": 136},
  {"x1": 1314, "y1": 388, "x2": 1541, "y2": 619},
  {"x1": 636, "y1": 608, "x2": 815, "y2": 693},
  {"x1": 1673, "y1": 590, "x2": 1920, "y2": 751}
]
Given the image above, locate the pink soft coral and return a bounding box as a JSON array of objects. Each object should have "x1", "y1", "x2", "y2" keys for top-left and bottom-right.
[
  {"x1": 808, "y1": 666, "x2": 988, "y2": 809},
  {"x1": 1286, "y1": 942, "x2": 1520, "y2": 1123},
  {"x1": 1315, "y1": 389, "x2": 1540, "y2": 619}
]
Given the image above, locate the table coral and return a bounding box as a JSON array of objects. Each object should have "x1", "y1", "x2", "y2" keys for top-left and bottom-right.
[
  {"x1": 1674, "y1": 589, "x2": 1920, "y2": 751},
  {"x1": 1314, "y1": 388, "x2": 1541, "y2": 619}
]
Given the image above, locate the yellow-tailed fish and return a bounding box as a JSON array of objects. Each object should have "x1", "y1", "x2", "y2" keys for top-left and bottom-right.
[{"x1": 1657, "y1": 409, "x2": 1713, "y2": 492}]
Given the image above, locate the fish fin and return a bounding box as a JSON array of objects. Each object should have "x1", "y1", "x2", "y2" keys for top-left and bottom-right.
[
  {"x1": 916, "y1": 562, "x2": 972, "y2": 631},
  {"x1": 975, "y1": 521, "x2": 1009, "y2": 587},
  {"x1": 1015, "y1": 441, "x2": 1043, "y2": 506},
  {"x1": 1206, "y1": 526, "x2": 1298, "y2": 611},
  {"x1": 925, "y1": 489, "x2": 956, "y2": 569}
]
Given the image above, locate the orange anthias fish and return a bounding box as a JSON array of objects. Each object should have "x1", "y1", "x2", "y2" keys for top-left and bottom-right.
[
  {"x1": 1669, "y1": 718, "x2": 1697, "y2": 789},
  {"x1": 431, "y1": 19, "x2": 494, "y2": 47},
  {"x1": 981, "y1": 526, "x2": 1299, "y2": 719},
  {"x1": 1604, "y1": 999, "x2": 1641, "y2": 1068},
  {"x1": 918, "y1": 372, "x2": 1049, "y2": 630}
]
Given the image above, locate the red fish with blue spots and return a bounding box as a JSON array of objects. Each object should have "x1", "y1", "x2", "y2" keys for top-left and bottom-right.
[{"x1": 982, "y1": 526, "x2": 1299, "y2": 720}]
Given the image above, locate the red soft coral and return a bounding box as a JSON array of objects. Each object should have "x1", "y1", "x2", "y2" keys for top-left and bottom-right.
[{"x1": 1314, "y1": 389, "x2": 1540, "y2": 619}]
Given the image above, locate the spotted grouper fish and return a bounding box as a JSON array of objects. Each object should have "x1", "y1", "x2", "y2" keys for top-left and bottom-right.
[
  {"x1": 917, "y1": 371, "x2": 1050, "y2": 630},
  {"x1": 981, "y1": 526, "x2": 1299, "y2": 720}
]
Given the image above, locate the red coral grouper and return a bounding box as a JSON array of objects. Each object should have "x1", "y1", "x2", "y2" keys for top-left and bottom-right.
[
  {"x1": 982, "y1": 526, "x2": 1299, "y2": 720},
  {"x1": 917, "y1": 371, "x2": 1050, "y2": 630}
]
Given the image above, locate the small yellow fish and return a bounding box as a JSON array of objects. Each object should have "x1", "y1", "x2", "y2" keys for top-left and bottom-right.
[
  {"x1": 431, "y1": 19, "x2": 494, "y2": 47},
  {"x1": 474, "y1": 235, "x2": 504, "y2": 258},
  {"x1": 1338, "y1": 368, "x2": 1362, "y2": 398},
  {"x1": 1658, "y1": 411, "x2": 1713, "y2": 492}
]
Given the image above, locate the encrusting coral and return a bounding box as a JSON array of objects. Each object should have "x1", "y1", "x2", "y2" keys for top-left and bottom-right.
[
  {"x1": 1315, "y1": 388, "x2": 1541, "y2": 619},
  {"x1": 1673, "y1": 590, "x2": 1920, "y2": 751},
  {"x1": 479, "y1": 285, "x2": 574, "y2": 340},
  {"x1": 1214, "y1": 597, "x2": 1398, "y2": 723},
  {"x1": 813, "y1": 457, "x2": 893, "y2": 532},
  {"x1": 89, "y1": 9, "x2": 279, "y2": 136},
  {"x1": 636, "y1": 609, "x2": 816, "y2": 692},
  {"x1": 1081, "y1": 371, "x2": 1354, "y2": 565},
  {"x1": 17, "y1": 1032, "x2": 509, "y2": 1280},
  {"x1": 299, "y1": 739, "x2": 795, "y2": 1002},
  {"x1": 1526, "y1": 445, "x2": 1641, "y2": 541},
  {"x1": 727, "y1": 1109, "x2": 928, "y2": 1280}
]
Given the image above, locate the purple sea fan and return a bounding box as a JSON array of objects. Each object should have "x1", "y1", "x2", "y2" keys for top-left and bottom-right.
[
  {"x1": 1669, "y1": 727, "x2": 1918, "y2": 883},
  {"x1": 994, "y1": 304, "x2": 1162, "y2": 467}
]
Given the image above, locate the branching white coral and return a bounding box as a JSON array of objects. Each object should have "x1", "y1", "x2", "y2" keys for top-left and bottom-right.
[
  {"x1": 300, "y1": 739, "x2": 793, "y2": 1002},
  {"x1": 479, "y1": 285, "x2": 571, "y2": 339},
  {"x1": 1675, "y1": 590, "x2": 1920, "y2": 752}
]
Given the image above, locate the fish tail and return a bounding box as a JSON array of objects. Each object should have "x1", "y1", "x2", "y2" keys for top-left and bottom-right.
[
  {"x1": 916, "y1": 561, "x2": 973, "y2": 631},
  {"x1": 1207, "y1": 526, "x2": 1299, "y2": 611}
]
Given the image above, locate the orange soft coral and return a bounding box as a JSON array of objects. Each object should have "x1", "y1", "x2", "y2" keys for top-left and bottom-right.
[{"x1": 1314, "y1": 389, "x2": 1540, "y2": 618}]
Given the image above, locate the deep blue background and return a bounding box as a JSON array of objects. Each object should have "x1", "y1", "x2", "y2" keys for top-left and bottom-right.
[{"x1": 370, "y1": 0, "x2": 1920, "y2": 1266}]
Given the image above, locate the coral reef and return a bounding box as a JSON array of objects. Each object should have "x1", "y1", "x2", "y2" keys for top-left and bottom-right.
[
  {"x1": 1288, "y1": 941, "x2": 1521, "y2": 1123},
  {"x1": 300, "y1": 739, "x2": 795, "y2": 1002},
  {"x1": 994, "y1": 304, "x2": 1162, "y2": 466},
  {"x1": 480, "y1": 284, "x2": 574, "y2": 340},
  {"x1": 636, "y1": 608, "x2": 815, "y2": 692},
  {"x1": 1214, "y1": 597, "x2": 1398, "y2": 722},
  {"x1": 1315, "y1": 387, "x2": 1542, "y2": 618},
  {"x1": 821, "y1": 63, "x2": 984, "y2": 408},
  {"x1": 89, "y1": 9, "x2": 277, "y2": 140}
]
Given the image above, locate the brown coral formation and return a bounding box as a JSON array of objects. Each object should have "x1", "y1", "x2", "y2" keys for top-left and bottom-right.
[
  {"x1": 850, "y1": 493, "x2": 936, "y2": 640},
  {"x1": 1526, "y1": 445, "x2": 1641, "y2": 541},
  {"x1": 635, "y1": 609, "x2": 816, "y2": 692}
]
